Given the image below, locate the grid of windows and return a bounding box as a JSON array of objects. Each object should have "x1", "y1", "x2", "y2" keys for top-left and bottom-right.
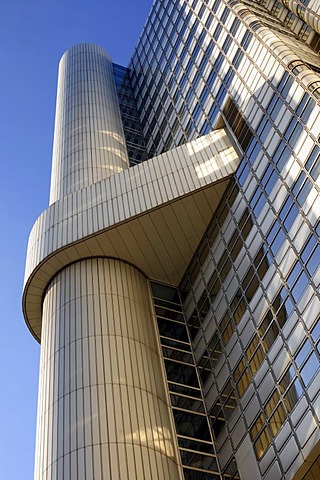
[
  {"x1": 176, "y1": 32, "x2": 320, "y2": 476},
  {"x1": 151, "y1": 283, "x2": 240, "y2": 480},
  {"x1": 121, "y1": 0, "x2": 320, "y2": 477},
  {"x1": 128, "y1": 0, "x2": 320, "y2": 167},
  {"x1": 113, "y1": 64, "x2": 148, "y2": 165}
]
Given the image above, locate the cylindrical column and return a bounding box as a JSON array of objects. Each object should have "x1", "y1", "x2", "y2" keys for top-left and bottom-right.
[
  {"x1": 34, "y1": 258, "x2": 181, "y2": 480},
  {"x1": 49, "y1": 43, "x2": 129, "y2": 203}
]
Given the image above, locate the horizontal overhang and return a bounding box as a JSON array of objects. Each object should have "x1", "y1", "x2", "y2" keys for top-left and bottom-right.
[{"x1": 23, "y1": 128, "x2": 240, "y2": 342}]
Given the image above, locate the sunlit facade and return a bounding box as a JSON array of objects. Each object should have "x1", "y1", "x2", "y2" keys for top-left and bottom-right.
[{"x1": 23, "y1": 1, "x2": 320, "y2": 479}]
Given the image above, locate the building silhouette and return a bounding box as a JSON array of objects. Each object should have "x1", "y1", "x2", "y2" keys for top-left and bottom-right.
[{"x1": 23, "y1": 1, "x2": 320, "y2": 479}]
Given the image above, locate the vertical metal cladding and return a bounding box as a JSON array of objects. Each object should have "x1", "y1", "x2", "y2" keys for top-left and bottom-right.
[
  {"x1": 34, "y1": 43, "x2": 182, "y2": 480},
  {"x1": 35, "y1": 258, "x2": 181, "y2": 480},
  {"x1": 49, "y1": 43, "x2": 129, "y2": 204}
]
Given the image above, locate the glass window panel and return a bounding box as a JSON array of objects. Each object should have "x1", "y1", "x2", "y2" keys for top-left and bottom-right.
[
  {"x1": 257, "y1": 252, "x2": 270, "y2": 279},
  {"x1": 291, "y1": 271, "x2": 309, "y2": 302},
  {"x1": 245, "y1": 274, "x2": 259, "y2": 302},
  {"x1": 164, "y1": 359, "x2": 199, "y2": 386},
  {"x1": 220, "y1": 258, "x2": 232, "y2": 283},
  {"x1": 173, "y1": 410, "x2": 211, "y2": 440},
  {"x1": 222, "y1": 320, "x2": 235, "y2": 345},
  {"x1": 265, "y1": 170, "x2": 278, "y2": 195},
  {"x1": 295, "y1": 340, "x2": 311, "y2": 368},
  {"x1": 247, "y1": 335, "x2": 259, "y2": 358},
  {"x1": 300, "y1": 352, "x2": 319, "y2": 385},
  {"x1": 270, "y1": 227, "x2": 286, "y2": 255},
  {"x1": 301, "y1": 98, "x2": 315, "y2": 123},
  {"x1": 234, "y1": 357, "x2": 246, "y2": 381},
  {"x1": 183, "y1": 467, "x2": 221, "y2": 480},
  {"x1": 267, "y1": 221, "x2": 279, "y2": 244},
  {"x1": 258, "y1": 311, "x2": 273, "y2": 336},
  {"x1": 254, "y1": 192, "x2": 266, "y2": 218},
  {"x1": 219, "y1": 311, "x2": 230, "y2": 331},
  {"x1": 306, "y1": 245, "x2": 320, "y2": 276},
  {"x1": 269, "y1": 403, "x2": 286, "y2": 436},
  {"x1": 292, "y1": 172, "x2": 306, "y2": 196},
  {"x1": 305, "y1": 145, "x2": 320, "y2": 171},
  {"x1": 265, "y1": 390, "x2": 281, "y2": 417},
  {"x1": 250, "y1": 345, "x2": 264, "y2": 375},
  {"x1": 287, "y1": 262, "x2": 301, "y2": 287},
  {"x1": 157, "y1": 317, "x2": 189, "y2": 341},
  {"x1": 263, "y1": 322, "x2": 279, "y2": 352},
  {"x1": 162, "y1": 346, "x2": 193, "y2": 363},
  {"x1": 199, "y1": 363, "x2": 212, "y2": 386},
  {"x1": 284, "y1": 378, "x2": 303, "y2": 413},
  {"x1": 178, "y1": 436, "x2": 214, "y2": 454},
  {"x1": 180, "y1": 450, "x2": 219, "y2": 472},
  {"x1": 297, "y1": 179, "x2": 312, "y2": 206},
  {"x1": 155, "y1": 304, "x2": 184, "y2": 321},
  {"x1": 279, "y1": 196, "x2": 291, "y2": 220},
  {"x1": 277, "y1": 145, "x2": 292, "y2": 171},
  {"x1": 169, "y1": 383, "x2": 202, "y2": 398},
  {"x1": 236, "y1": 368, "x2": 251, "y2": 397},
  {"x1": 270, "y1": 97, "x2": 282, "y2": 121},
  {"x1": 161, "y1": 336, "x2": 191, "y2": 351},
  {"x1": 296, "y1": 92, "x2": 308, "y2": 116},
  {"x1": 302, "y1": 236, "x2": 317, "y2": 262},
  {"x1": 282, "y1": 297, "x2": 293, "y2": 321},
  {"x1": 288, "y1": 123, "x2": 303, "y2": 147},
  {"x1": 233, "y1": 297, "x2": 246, "y2": 325},
  {"x1": 280, "y1": 364, "x2": 296, "y2": 392},
  {"x1": 250, "y1": 414, "x2": 265, "y2": 441},
  {"x1": 310, "y1": 156, "x2": 320, "y2": 181},
  {"x1": 241, "y1": 211, "x2": 254, "y2": 240},
  {"x1": 211, "y1": 410, "x2": 226, "y2": 437},
  {"x1": 170, "y1": 394, "x2": 205, "y2": 413},
  {"x1": 237, "y1": 162, "x2": 250, "y2": 187},
  {"x1": 311, "y1": 319, "x2": 320, "y2": 342},
  {"x1": 283, "y1": 203, "x2": 299, "y2": 231},
  {"x1": 254, "y1": 427, "x2": 271, "y2": 460}
]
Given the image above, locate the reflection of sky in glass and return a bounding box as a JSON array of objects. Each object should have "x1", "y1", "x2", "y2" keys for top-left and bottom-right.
[
  {"x1": 296, "y1": 341, "x2": 311, "y2": 368},
  {"x1": 311, "y1": 321, "x2": 320, "y2": 342},
  {"x1": 292, "y1": 271, "x2": 309, "y2": 302},
  {"x1": 301, "y1": 352, "x2": 319, "y2": 386}
]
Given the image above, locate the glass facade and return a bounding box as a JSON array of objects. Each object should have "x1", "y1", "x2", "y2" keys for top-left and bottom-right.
[{"x1": 124, "y1": 1, "x2": 320, "y2": 478}]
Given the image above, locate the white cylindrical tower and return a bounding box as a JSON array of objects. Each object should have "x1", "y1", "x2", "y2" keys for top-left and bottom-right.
[
  {"x1": 34, "y1": 258, "x2": 181, "y2": 479},
  {"x1": 31, "y1": 44, "x2": 182, "y2": 480},
  {"x1": 49, "y1": 43, "x2": 129, "y2": 203}
]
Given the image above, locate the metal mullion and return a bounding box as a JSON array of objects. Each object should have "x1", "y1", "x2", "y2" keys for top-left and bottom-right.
[
  {"x1": 172, "y1": 405, "x2": 207, "y2": 417},
  {"x1": 159, "y1": 334, "x2": 190, "y2": 348},
  {"x1": 179, "y1": 447, "x2": 217, "y2": 458},
  {"x1": 177, "y1": 434, "x2": 213, "y2": 445},
  {"x1": 169, "y1": 390, "x2": 204, "y2": 403},
  {"x1": 168, "y1": 380, "x2": 201, "y2": 392},
  {"x1": 156, "y1": 314, "x2": 185, "y2": 325}
]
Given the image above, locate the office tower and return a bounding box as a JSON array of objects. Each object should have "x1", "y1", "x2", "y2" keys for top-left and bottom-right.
[{"x1": 23, "y1": 0, "x2": 320, "y2": 478}]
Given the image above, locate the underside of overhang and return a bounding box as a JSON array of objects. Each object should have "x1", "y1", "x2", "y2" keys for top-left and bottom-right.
[
  {"x1": 23, "y1": 177, "x2": 231, "y2": 342},
  {"x1": 23, "y1": 127, "x2": 241, "y2": 342}
]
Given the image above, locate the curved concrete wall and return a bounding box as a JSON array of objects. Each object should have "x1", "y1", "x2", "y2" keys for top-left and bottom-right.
[
  {"x1": 50, "y1": 43, "x2": 129, "y2": 204},
  {"x1": 34, "y1": 258, "x2": 181, "y2": 479}
]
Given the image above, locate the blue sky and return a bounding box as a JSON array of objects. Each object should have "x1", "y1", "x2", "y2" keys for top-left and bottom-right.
[{"x1": 0, "y1": 1, "x2": 151, "y2": 478}]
